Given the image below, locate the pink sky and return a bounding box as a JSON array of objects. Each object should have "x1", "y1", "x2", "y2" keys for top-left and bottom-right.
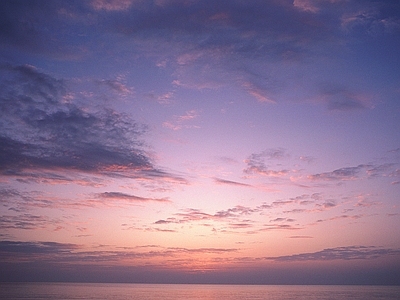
[{"x1": 0, "y1": 0, "x2": 399, "y2": 284}]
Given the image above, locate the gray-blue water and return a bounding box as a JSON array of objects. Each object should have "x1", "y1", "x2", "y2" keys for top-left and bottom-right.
[{"x1": 1, "y1": 283, "x2": 399, "y2": 300}]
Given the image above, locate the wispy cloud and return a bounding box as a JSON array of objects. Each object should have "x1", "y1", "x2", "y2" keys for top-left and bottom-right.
[
  {"x1": 213, "y1": 177, "x2": 252, "y2": 188},
  {"x1": 241, "y1": 81, "x2": 275, "y2": 104},
  {"x1": 96, "y1": 192, "x2": 171, "y2": 203},
  {"x1": 0, "y1": 214, "x2": 61, "y2": 230},
  {"x1": 318, "y1": 82, "x2": 372, "y2": 111},
  {"x1": 163, "y1": 110, "x2": 200, "y2": 130},
  {"x1": 308, "y1": 164, "x2": 370, "y2": 181},
  {"x1": 90, "y1": 0, "x2": 134, "y2": 11},
  {"x1": 306, "y1": 162, "x2": 399, "y2": 182},
  {"x1": 97, "y1": 78, "x2": 133, "y2": 96},
  {"x1": 314, "y1": 214, "x2": 363, "y2": 225},
  {"x1": 341, "y1": 5, "x2": 400, "y2": 35},
  {"x1": 152, "y1": 206, "x2": 261, "y2": 233},
  {"x1": 266, "y1": 246, "x2": 400, "y2": 262}
]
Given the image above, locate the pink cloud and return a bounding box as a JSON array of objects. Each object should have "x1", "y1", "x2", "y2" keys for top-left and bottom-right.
[
  {"x1": 163, "y1": 110, "x2": 200, "y2": 130},
  {"x1": 242, "y1": 81, "x2": 276, "y2": 104}
]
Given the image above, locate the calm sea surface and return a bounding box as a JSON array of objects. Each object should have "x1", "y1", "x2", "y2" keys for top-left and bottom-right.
[{"x1": 1, "y1": 283, "x2": 399, "y2": 300}]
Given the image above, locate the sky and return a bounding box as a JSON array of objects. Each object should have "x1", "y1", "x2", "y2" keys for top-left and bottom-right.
[{"x1": 0, "y1": 0, "x2": 400, "y2": 285}]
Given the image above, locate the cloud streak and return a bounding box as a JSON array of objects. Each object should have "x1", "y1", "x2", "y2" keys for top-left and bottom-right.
[
  {"x1": 97, "y1": 192, "x2": 171, "y2": 203},
  {"x1": 266, "y1": 246, "x2": 400, "y2": 262}
]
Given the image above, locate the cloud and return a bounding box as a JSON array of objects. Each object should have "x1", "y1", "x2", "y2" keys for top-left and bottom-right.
[
  {"x1": 97, "y1": 79, "x2": 133, "y2": 96},
  {"x1": 151, "y1": 202, "x2": 315, "y2": 234},
  {"x1": 292, "y1": 0, "x2": 400, "y2": 38},
  {"x1": 153, "y1": 205, "x2": 260, "y2": 232},
  {"x1": 162, "y1": 110, "x2": 200, "y2": 130},
  {"x1": 0, "y1": 240, "x2": 78, "y2": 254},
  {"x1": 213, "y1": 178, "x2": 252, "y2": 187},
  {"x1": 366, "y1": 163, "x2": 396, "y2": 177},
  {"x1": 0, "y1": 240, "x2": 238, "y2": 267},
  {"x1": 90, "y1": 0, "x2": 135, "y2": 11},
  {"x1": 355, "y1": 198, "x2": 381, "y2": 208},
  {"x1": 241, "y1": 81, "x2": 275, "y2": 104},
  {"x1": 318, "y1": 82, "x2": 372, "y2": 111},
  {"x1": 266, "y1": 246, "x2": 400, "y2": 262},
  {"x1": 0, "y1": 214, "x2": 61, "y2": 230},
  {"x1": 2, "y1": 0, "x2": 394, "y2": 111},
  {"x1": 0, "y1": 1, "x2": 90, "y2": 59},
  {"x1": 261, "y1": 224, "x2": 302, "y2": 231},
  {"x1": 315, "y1": 214, "x2": 363, "y2": 224},
  {"x1": 107, "y1": 0, "x2": 339, "y2": 56},
  {"x1": 307, "y1": 163, "x2": 399, "y2": 182},
  {"x1": 244, "y1": 148, "x2": 290, "y2": 177},
  {"x1": 96, "y1": 192, "x2": 171, "y2": 203},
  {"x1": 91, "y1": 0, "x2": 354, "y2": 103},
  {"x1": 0, "y1": 184, "x2": 174, "y2": 214},
  {"x1": 299, "y1": 156, "x2": 315, "y2": 163},
  {"x1": 341, "y1": 4, "x2": 400, "y2": 36},
  {"x1": 271, "y1": 218, "x2": 295, "y2": 222},
  {"x1": 308, "y1": 164, "x2": 370, "y2": 181},
  {"x1": 293, "y1": 0, "x2": 320, "y2": 13},
  {"x1": 289, "y1": 235, "x2": 313, "y2": 239},
  {"x1": 0, "y1": 64, "x2": 185, "y2": 184}
]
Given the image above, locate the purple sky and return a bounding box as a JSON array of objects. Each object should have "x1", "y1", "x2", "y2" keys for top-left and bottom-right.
[{"x1": 1, "y1": 0, "x2": 400, "y2": 284}]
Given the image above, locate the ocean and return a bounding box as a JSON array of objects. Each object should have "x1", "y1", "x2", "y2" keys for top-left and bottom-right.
[{"x1": 1, "y1": 283, "x2": 399, "y2": 300}]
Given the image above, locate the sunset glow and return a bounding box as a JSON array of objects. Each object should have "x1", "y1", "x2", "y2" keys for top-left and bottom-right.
[{"x1": 1, "y1": 0, "x2": 399, "y2": 284}]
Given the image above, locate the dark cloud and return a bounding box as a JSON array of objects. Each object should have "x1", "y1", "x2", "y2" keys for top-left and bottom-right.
[
  {"x1": 271, "y1": 217, "x2": 296, "y2": 222},
  {"x1": 266, "y1": 246, "x2": 400, "y2": 262},
  {"x1": 97, "y1": 192, "x2": 171, "y2": 203},
  {"x1": 0, "y1": 1, "x2": 55, "y2": 52},
  {"x1": 154, "y1": 219, "x2": 173, "y2": 225},
  {"x1": 0, "y1": 240, "x2": 237, "y2": 265},
  {"x1": 308, "y1": 164, "x2": 370, "y2": 181},
  {"x1": 0, "y1": 240, "x2": 78, "y2": 255},
  {"x1": 215, "y1": 205, "x2": 258, "y2": 217},
  {"x1": 0, "y1": 214, "x2": 60, "y2": 230},
  {"x1": 340, "y1": 1, "x2": 400, "y2": 36},
  {"x1": 109, "y1": 0, "x2": 339, "y2": 58},
  {"x1": 2, "y1": 0, "x2": 396, "y2": 110},
  {"x1": 319, "y1": 201, "x2": 336, "y2": 209},
  {"x1": 244, "y1": 148, "x2": 289, "y2": 177},
  {"x1": 0, "y1": 0, "x2": 90, "y2": 58},
  {"x1": 4, "y1": 0, "x2": 398, "y2": 59},
  {"x1": 213, "y1": 177, "x2": 252, "y2": 187},
  {"x1": 308, "y1": 163, "x2": 398, "y2": 182},
  {"x1": 0, "y1": 64, "x2": 184, "y2": 183},
  {"x1": 1, "y1": 240, "x2": 399, "y2": 284},
  {"x1": 247, "y1": 148, "x2": 289, "y2": 162}
]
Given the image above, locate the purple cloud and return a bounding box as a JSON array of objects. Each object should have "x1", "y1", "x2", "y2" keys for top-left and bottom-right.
[
  {"x1": 308, "y1": 164, "x2": 370, "y2": 181},
  {"x1": 0, "y1": 64, "x2": 186, "y2": 184},
  {"x1": 97, "y1": 192, "x2": 171, "y2": 203},
  {"x1": 213, "y1": 177, "x2": 252, "y2": 187},
  {"x1": 266, "y1": 246, "x2": 400, "y2": 262}
]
